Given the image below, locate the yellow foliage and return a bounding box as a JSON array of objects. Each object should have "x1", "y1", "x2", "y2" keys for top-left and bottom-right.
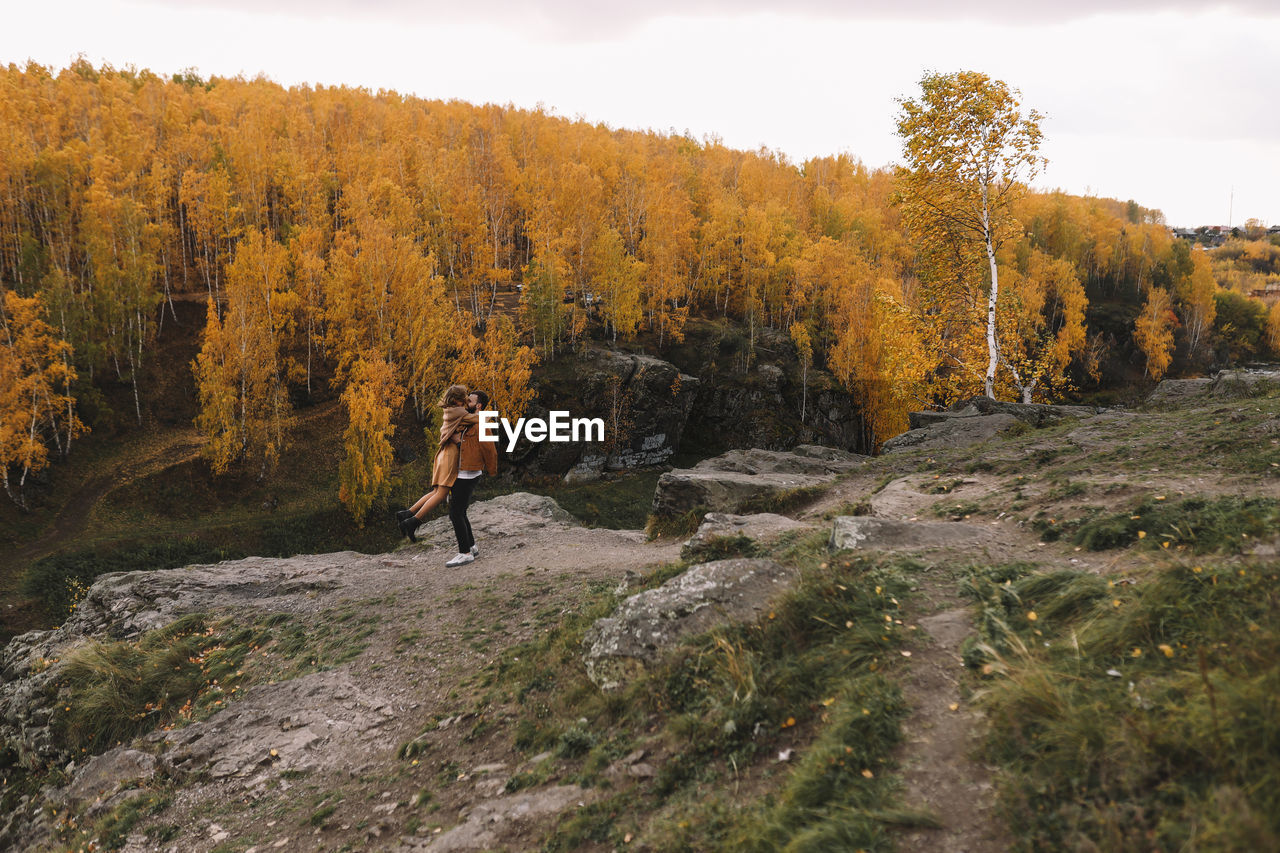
[
  {"x1": 338, "y1": 354, "x2": 404, "y2": 524},
  {"x1": 0, "y1": 291, "x2": 86, "y2": 506},
  {"x1": 1134, "y1": 288, "x2": 1178, "y2": 381},
  {"x1": 1268, "y1": 300, "x2": 1280, "y2": 357}
]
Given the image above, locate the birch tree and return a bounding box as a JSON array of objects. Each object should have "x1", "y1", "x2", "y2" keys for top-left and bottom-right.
[{"x1": 896, "y1": 71, "x2": 1045, "y2": 399}]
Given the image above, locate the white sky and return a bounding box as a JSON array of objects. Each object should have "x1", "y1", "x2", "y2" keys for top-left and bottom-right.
[{"x1": 4, "y1": 1, "x2": 1278, "y2": 227}]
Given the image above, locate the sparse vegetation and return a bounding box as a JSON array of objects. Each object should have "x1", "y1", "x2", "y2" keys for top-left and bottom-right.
[
  {"x1": 1072, "y1": 496, "x2": 1280, "y2": 553},
  {"x1": 467, "y1": 533, "x2": 922, "y2": 850},
  {"x1": 646, "y1": 506, "x2": 708, "y2": 540},
  {"x1": 968, "y1": 559, "x2": 1280, "y2": 850},
  {"x1": 49, "y1": 610, "x2": 372, "y2": 757}
]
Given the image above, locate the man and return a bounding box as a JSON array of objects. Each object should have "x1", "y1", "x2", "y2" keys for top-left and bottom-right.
[{"x1": 445, "y1": 390, "x2": 498, "y2": 567}]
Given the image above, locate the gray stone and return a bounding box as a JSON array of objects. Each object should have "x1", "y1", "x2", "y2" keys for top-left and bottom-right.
[
  {"x1": 158, "y1": 669, "x2": 394, "y2": 784},
  {"x1": 829, "y1": 516, "x2": 999, "y2": 552},
  {"x1": 1145, "y1": 377, "x2": 1213, "y2": 408},
  {"x1": 948, "y1": 397, "x2": 1096, "y2": 425},
  {"x1": 881, "y1": 413, "x2": 1020, "y2": 454},
  {"x1": 411, "y1": 493, "x2": 579, "y2": 547},
  {"x1": 895, "y1": 398, "x2": 1098, "y2": 452},
  {"x1": 583, "y1": 558, "x2": 798, "y2": 691},
  {"x1": 421, "y1": 785, "x2": 590, "y2": 852},
  {"x1": 651, "y1": 447, "x2": 868, "y2": 519},
  {"x1": 683, "y1": 512, "x2": 815, "y2": 558},
  {"x1": 790, "y1": 444, "x2": 866, "y2": 462},
  {"x1": 1210, "y1": 367, "x2": 1280, "y2": 399},
  {"x1": 57, "y1": 748, "x2": 158, "y2": 810}
]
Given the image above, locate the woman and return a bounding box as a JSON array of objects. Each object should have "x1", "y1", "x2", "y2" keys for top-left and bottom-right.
[{"x1": 397, "y1": 384, "x2": 478, "y2": 542}]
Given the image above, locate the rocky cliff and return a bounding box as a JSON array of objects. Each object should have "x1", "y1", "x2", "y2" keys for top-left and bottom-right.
[{"x1": 513, "y1": 322, "x2": 872, "y2": 480}]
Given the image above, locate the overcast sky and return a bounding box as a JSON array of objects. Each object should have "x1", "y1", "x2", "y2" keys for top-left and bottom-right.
[{"x1": 5, "y1": 1, "x2": 1277, "y2": 227}]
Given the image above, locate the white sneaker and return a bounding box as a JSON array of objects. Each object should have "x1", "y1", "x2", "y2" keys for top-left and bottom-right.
[
  {"x1": 445, "y1": 552, "x2": 475, "y2": 567},
  {"x1": 470, "y1": 544, "x2": 479, "y2": 556}
]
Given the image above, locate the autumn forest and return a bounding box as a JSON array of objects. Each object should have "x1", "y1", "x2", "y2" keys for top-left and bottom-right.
[{"x1": 2, "y1": 60, "x2": 1279, "y2": 517}]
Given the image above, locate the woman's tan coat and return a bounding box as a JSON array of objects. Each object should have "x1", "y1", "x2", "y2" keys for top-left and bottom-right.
[{"x1": 430, "y1": 406, "x2": 479, "y2": 488}]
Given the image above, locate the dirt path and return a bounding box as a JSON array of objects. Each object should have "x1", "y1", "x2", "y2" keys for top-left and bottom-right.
[
  {"x1": 799, "y1": 471, "x2": 1069, "y2": 853},
  {"x1": 894, "y1": 604, "x2": 1007, "y2": 853}
]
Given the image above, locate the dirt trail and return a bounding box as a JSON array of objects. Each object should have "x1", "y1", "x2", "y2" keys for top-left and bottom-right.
[
  {"x1": 799, "y1": 470, "x2": 1080, "y2": 853},
  {"x1": 895, "y1": 605, "x2": 1006, "y2": 853}
]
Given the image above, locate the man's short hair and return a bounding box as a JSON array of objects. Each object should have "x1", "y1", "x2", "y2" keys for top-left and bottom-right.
[{"x1": 471, "y1": 390, "x2": 490, "y2": 408}]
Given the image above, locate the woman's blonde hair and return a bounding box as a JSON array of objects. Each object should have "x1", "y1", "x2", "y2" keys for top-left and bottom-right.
[{"x1": 439, "y1": 384, "x2": 469, "y2": 408}]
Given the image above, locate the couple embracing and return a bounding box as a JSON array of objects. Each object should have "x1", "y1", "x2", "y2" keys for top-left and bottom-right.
[{"x1": 396, "y1": 384, "x2": 497, "y2": 566}]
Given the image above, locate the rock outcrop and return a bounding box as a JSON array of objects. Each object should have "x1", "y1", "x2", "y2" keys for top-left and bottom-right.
[
  {"x1": 411, "y1": 492, "x2": 581, "y2": 547},
  {"x1": 514, "y1": 347, "x2": 699, "y2": 481},
  {"x1": 682, "y1": 512, "x2": 816, "y2": 558},
  {"x1": 1144, "y1": 377, "x2": 1215, "y2": 408},
  {"x1": 829, "y1": 516, "x2": 1000, "y2": 552},
  {"x1": 651, "y1": 446, "x2": 869, "y2": 519},
  {"x1": 583, "y1": 558, "x2": 797, "y2": 691},
  {"x1": 1145, "y1": 366, "x2": 1280, "y2": 410},
  {"x1": 910, "y1": 397, "x2": 1097, "y2": 429},
  {"x1": 0, "y1": 552, "x2": 360, "y2": 775},
  {"x1": 881, "y1": 413, "x2": 1020, "y2": 454},
  {"x1": 885, "y1": 398, "x2": 1101, "y2": 454},
  {"x1": 0, "y1": 491, "x2": 664, "y2": 852}
]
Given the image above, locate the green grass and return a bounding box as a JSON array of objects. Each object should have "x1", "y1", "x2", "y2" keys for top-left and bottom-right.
[
  {"x1": 968, "y1": 559, "x2": 1280, "y2": 851},
  {"x1": 681, "y1": 532, "x2": 761, "y2": 562},
  {"x1": 646, "y1": 506, "x2": 708, "y2": 540},
  {"x1": 40, "y1": 608, "x2": 373, "y2": 761},
  {"x1": 460, "y1": 532, "x2": 921, "y2": 850},
  {"x1": 1071, "y1": 496, "x2": 1280, "y2": 553},
  {"x1": 51, "y1": 613, "x2": 259, "y2": 755},
  {"x1": 740, "y1": 484, "x2": 829, "y2": 515},
  {"x1": 538, "y1": 468, "x2": 666, "y2": 529},
  {"x1": 55, "y1": 790, "x2": 171, "y2": 851}
]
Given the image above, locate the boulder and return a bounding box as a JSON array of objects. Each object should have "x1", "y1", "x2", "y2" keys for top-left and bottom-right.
[
  {"x1": 881, "y1": 413, "x2": 1020, "y2": 454},
  {"x1": 651, "y1": 447, "x2": 868, "y2": 519},
  {"x1": 683, "y1": 512, "x2": 816, "y2": 558},
  {"x1": 583, "y1": 558, "x2": 798, "y2": 691},
  {"x1": 57, "y1": 748, "x2": 158, "y2": 810},
  {"x1": 829, "y1": 516, "x2": 999, "y2": 552},
  {"x1": 411, "y1": 493, "x2": 579, "y2": 547},
  {"x1": 1210, "y1": 367, "x2": 1280, "y2": 398},
  {"x1": 1145, "y1": 378, "x2": 1213, "y2": 408}
]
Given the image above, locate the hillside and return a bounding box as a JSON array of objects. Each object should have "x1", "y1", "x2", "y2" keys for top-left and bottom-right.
[
  {"x1": 2, "y1": 368, "x2": 1277, "y2": 852},
  {"x1": 5, "y1": 61, "x2": 1280, "y2": 553}
]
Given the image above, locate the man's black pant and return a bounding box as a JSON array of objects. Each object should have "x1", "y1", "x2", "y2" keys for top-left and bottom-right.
[{"x1": 449, "y1": 476, "x2": 479, "y2": 553}]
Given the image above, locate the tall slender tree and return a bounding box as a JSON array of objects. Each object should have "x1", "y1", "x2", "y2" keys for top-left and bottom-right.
[{"x1": 896, "y1": 71, "x2": 1045, "y2": 398}]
